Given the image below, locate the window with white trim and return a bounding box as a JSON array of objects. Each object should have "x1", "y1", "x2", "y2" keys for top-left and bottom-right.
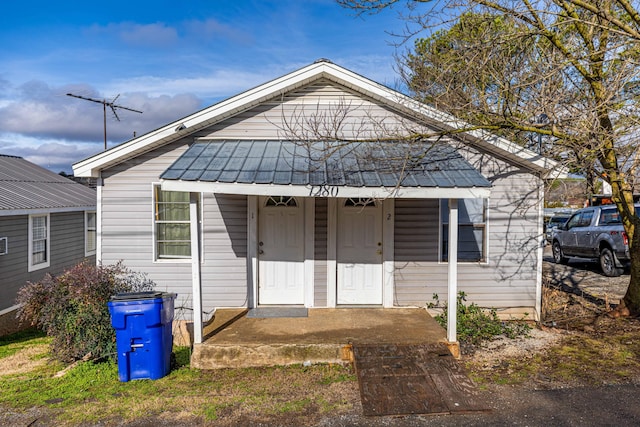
[
  {"x1": 85, "y1": 211, "x2": 96, "y2": 256},
  {"x1": 154, "y1": 186, "x2": 193, "y2": 259},
  {"x1": 29, "y1": 214, "x2": 50, "y2": 271},
  {"x1": 440, "y1": 199, "x2": 487, "y2": 262}
]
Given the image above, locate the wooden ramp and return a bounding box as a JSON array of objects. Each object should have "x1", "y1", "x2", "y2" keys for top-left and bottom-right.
[{"x1": 353, "y1": 343, "x2": 490, "y2": 417}]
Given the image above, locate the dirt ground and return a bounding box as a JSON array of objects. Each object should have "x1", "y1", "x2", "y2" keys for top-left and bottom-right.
[{"x1": 466, "y1": 247, "x2": 640, "y2": 386}]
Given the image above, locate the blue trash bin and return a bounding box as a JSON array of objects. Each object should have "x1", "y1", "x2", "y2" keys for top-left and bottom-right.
[{"x1": 108, "y1": 291, "x2": 176, "y2": 382}]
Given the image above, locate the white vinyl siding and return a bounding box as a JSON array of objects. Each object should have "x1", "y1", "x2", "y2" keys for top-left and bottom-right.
[
  {"x1": 28, "y1": 214, "x2": 49, "y2": 271},
  {"x1": 85, "y1": 211, "x2": 96, "y2": 256},
  {"x1": 393, "y1": 162, "x2": 541, "y2": 317},
  {"x1": 195, "y1": 79, "x2": 433, "y2": 141},
  {"x1": 99, "y1": 141, "x2": 249, "y2": 318}
]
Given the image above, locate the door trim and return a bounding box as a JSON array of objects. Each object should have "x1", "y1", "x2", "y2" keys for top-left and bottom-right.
[
  {"x1": 327, "y1": 198, "x2": 393, "y2": 308},
  {"x1": 249, "y1": 196, "x2": 314, "y2": 307}
]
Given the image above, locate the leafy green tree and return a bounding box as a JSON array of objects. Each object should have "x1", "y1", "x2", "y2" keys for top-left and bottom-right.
[{"x1": 340, "y1": 0, "x2": 640, "y2": 315}]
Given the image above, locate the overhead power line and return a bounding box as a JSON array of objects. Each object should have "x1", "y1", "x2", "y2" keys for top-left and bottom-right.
[{"x1": 67, "y1": 93, "x2": 143, "y2": 150}]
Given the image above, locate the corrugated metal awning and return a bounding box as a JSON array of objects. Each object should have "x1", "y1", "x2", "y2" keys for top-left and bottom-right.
[
  {"x1": 160, "y1": 140, "x2": 491, "y2": 199},
  {"x1": 0, "y1": 155, "x2": 96, "y2": 215}
]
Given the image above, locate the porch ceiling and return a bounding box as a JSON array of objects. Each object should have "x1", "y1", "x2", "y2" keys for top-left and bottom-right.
[{"x1": 160, "y1": 140, "x2": 492, "y2": 198}]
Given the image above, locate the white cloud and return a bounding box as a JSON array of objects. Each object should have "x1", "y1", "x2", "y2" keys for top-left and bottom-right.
[
  {"x1": 0, "y1": 133, "x2": 101, "y2": 173},
  {"x1": 105, "y1": 68, "x2": 281, "y2": 101},
  {"x1": 0, "y1": 80, "x2": 203, "y2": 143},
  {"x1": 86, "y1": 22, "x2": 179, "y2": 48},
  {"x1": 184, "y1": 18, "x2": 252, "y2": 44}
]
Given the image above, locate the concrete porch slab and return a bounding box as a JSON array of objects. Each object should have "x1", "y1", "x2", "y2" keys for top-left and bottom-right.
[{"x1": 191, "y1": 308, "x2": 447, "y2": 369}]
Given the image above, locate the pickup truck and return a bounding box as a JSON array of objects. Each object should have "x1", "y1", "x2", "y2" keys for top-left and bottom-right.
[{"x1": 551, "y1": 204, "x2": 639, "y2": 277}]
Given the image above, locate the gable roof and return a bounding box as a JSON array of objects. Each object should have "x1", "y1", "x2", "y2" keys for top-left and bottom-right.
[
  {"x1": 0, "y1": 154, "x2": 96, "y2": 216},
  {"x1": 73, "y1": 59, "x2": 564, "y2": 179}
]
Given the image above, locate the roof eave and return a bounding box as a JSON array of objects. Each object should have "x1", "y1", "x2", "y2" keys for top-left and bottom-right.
[
  {"x1": 0, "y1": 205, "x2": 96, "y2": 217},
  {"x1": 161, "y1": 179, "x2": 491, "y2": 199},
  {"x1": 73, "y1": 60, "x2": 563, "y2": 177}
]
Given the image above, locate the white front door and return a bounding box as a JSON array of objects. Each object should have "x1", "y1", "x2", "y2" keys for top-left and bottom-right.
[
  {"x1": 337, "y1": 198, "x2": 383, "y2": 305},
  {"x1": 258, "y1": 196, "x2": 305, "y2": 305}
]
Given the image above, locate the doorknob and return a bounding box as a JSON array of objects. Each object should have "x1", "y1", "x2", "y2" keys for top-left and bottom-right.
[
  {"x1": 259, "y1": 249, "x2": 264, "y2": 255},
  {"x1": 376, "y1": 249, "x2": 382, "y2": 255}
]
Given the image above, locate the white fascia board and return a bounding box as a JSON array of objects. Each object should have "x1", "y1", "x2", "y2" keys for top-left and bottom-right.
[
  {"x1": 0, "y1": 205, "x2": 96, "y2": 217},
  {"x1": 161, "y1": 180, "x2": 491, "y2": 199}
]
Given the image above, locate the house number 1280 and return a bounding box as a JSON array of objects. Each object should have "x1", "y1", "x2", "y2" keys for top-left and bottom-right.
[{"x1": 308, "y1": 185, "x2": 339, "y2": 197}]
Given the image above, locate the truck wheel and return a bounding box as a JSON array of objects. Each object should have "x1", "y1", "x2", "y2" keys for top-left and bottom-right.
[
  {"x1": 600, "y1": 248, "x2": 623, "y2": 277},
  {"x1": 552, "y1": 241, "x2": 568, "y2": 264}
]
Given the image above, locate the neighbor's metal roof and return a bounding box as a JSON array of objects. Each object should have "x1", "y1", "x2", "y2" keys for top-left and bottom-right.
[
  {"x1": 161, "y1": 140, "x2": 491, "y2": 189},
  {"x1": 0, "y1": 155, "x2": 96, "y2": 214}
]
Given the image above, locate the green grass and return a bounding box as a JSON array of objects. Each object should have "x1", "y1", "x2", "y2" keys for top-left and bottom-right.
[
  {"x1": 467, "y1": 333, "x2": 640, "y2": 387},
  {"x1": 0, "y1": 328, "x2": 49, "y2": 359},
  {"x1": 0, "y1": 336, "x2": 358, "y2": 426}
]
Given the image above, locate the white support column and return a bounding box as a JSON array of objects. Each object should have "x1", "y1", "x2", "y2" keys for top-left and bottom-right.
[
  {"x1": 96, "y1": 175, "x2": 103, "y2": 265},
  {"x1": 447, "y1": 199, "x2": 458, "y2": 344},
  {"x1": 382, "y1": 199, "x2": 395, "y2": 308},
  {"x1": 535, "y1": 183, "x2": 544, "y2": 322},
  {"x1": 247, "y1": 196, "x2": 258, "y2": 308},
  {"x1": 190, "y1": 192, "x2": 203, "y2": 344}
]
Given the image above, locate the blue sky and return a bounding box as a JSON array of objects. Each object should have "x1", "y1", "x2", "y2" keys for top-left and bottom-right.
[{"x1": 0, "y1": 0, "x2": 410, "y2": 173}]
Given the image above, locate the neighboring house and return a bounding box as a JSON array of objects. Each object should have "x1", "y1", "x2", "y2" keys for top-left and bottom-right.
[
  {"x1": 73, "y1": 60, "x2": 563, "y2": 347},
  {"x1": 0, "y1": 155, "x2": 97, "y2": 335}
]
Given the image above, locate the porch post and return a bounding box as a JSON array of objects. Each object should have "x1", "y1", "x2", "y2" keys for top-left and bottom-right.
[
  {"x1": 96, "y1": 175, "x2": 103, "y2": 265},
  {"x1": 447, "y1": 199, "x2": 458, "y2": 344},
  {"x1": 190, "y1": 192, "x2": 203, "y2": 344}
]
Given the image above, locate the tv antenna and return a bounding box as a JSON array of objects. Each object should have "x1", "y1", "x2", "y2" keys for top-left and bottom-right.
[{"x1": 66, "y1": 93, "x2": 143, "y2": 150}]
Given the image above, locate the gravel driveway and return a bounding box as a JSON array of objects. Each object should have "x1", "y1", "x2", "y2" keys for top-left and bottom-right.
[{"x1": 542, "y1": 245, "x2": 629, "y2": 306}]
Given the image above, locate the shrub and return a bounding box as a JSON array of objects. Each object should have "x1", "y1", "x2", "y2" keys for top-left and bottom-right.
[
  {"x1": 429, "y1": 292, "x2": 531, "y2": 345},
  {"x1": 17, "y1": 261, "x2": 155, "y2": 363}
]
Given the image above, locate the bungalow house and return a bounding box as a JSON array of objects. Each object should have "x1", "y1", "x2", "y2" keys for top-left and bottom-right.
[
  {"x1": 72, "y1": 60, "x2": 562, "y2": 349},
  {"x1": 0, "y1": 155, "x2": 97, "y2": 335}
]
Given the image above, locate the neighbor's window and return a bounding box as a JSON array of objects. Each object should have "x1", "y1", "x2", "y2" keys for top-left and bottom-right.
[
  {"x1": 154, "y1": 186, "x2": 192, "y2": 259},
  {"x1": 85, "y1": 211, "x2": 97, "y2": 256},
  {"x1": 441, "y1": 199, "x2": 487, "y2": 262},
  {"x1": 29, "y1": 214, "x2": 50, "y2": 271}
]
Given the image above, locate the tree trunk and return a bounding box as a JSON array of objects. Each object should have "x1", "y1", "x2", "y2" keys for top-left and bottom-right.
[{"x1": 621, "y1": 215, "x2": 640, "y2": 316}]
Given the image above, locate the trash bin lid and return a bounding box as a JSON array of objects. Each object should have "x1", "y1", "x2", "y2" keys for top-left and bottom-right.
[{"x1": 110, "y1": 291, "x2": 164, "y2": 301}]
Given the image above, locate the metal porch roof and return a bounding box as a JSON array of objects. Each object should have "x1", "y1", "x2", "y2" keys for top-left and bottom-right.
[{"x1": 161, "y1": 140, "x2": 491, "y2": 193}]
